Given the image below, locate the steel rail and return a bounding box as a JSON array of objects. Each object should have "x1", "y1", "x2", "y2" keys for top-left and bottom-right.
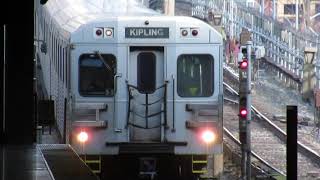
[
  {"x1": 223, "y1": 127, "x2": 286, "y2": 177},
  {"x1": 223, "y1": 66, "x2": 320, "y2": 168}
]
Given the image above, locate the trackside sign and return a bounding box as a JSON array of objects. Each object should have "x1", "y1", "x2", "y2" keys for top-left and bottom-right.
[{"x1": 125, "y1": 27, "x2": 169, "y2": 38}]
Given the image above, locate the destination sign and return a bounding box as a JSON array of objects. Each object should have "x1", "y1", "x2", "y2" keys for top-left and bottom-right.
[{"x1": 125, "y1": 27, "x2": 169, "y2": 38}]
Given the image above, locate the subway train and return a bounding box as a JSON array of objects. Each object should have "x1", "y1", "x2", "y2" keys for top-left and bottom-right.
[{"x1": 34, "y1": 0, "x2": 223, "y2": 179}]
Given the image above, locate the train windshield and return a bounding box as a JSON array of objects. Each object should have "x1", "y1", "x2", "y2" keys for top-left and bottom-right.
[
  {"x1": 79, "y1": 54, "x2": 116, "y2": 96},
  {"x1": 177, "y1": 54, "x2": 214, "y2": 97}
]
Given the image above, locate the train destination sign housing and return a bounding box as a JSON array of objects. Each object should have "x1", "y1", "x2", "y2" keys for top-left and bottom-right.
[{"x1": 125, "y1": 27, "x2": 169, "y2": 38}]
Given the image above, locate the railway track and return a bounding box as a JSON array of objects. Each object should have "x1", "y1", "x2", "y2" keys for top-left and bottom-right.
[
  {"x1": 223, "y1": 66, "x2": 320, "y2": 179},
  {"x1": 223, "y1": 125, "x2": 286, "y2": 179}
]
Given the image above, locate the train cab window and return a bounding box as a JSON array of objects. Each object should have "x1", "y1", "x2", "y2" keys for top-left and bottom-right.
[
  {"x1": 79, "y1": 54, "x2": 116, "y2": 97},
  {"x1": 137, "y1": 52, "x2": 156, "y2": 94},
  {"x1": 177, "y1": 55, "x2": 214, "y2": 97}
]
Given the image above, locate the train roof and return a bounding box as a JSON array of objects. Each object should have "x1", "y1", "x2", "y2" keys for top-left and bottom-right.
[
  {"x1": 41, "y1": 0, "x2": 222, "y2": 43},
  {"x1": 43, "y1": 0, "x2": 159, "y2": 33}
]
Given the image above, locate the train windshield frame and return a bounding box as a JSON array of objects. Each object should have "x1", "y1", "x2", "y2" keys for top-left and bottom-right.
[
  {"x1": 177, "y1": 54, "x2": 214, "y2": 97},
  {"x1": 78, "y1": 54, "x2": 116, "y2": 97}
]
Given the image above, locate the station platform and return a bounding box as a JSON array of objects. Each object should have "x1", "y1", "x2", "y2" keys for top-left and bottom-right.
[
  {"x1": 0, "y1": 145, "x2": 53, "y2": 180},
  {"x1": 1, "y1": 126, "x2": 98, "y2": 180},
  {"x1": 1, "y1": 144, "x2": 98, "y2": 180},
  {"x1": 38, "y1": 144, "x2": 98, "y2": 180}
]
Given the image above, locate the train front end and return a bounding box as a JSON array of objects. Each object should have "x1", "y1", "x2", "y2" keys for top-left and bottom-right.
[{"x1": 69, "y1": 16, "x2": 223, "y2": 179}]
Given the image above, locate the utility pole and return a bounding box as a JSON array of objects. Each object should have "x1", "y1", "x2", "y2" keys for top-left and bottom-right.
[
  {"x1": 164, "y1": 0, "x2": 175, "y2": 16},
  {"x1": 296, "y1": 0, "x2": 299, "y2": 30},
  {"x1": 238, "y1": 47, "x2": 248, "y2": 180},
  {"x1": 230, "y1": 0, "x2": 234, "y2": 38},
  {"x1": 305, "y1": 0, "x2": 311, "y2": 29},
  {"x1": 272, "y1": 0, "x2": 276, "y2": 20},
  {"x1": 261, "y1": 0, "x2": 265, "y2": 15},
  {"x1": 245, "y1": 41, "x2": 252, "y2": 180}
]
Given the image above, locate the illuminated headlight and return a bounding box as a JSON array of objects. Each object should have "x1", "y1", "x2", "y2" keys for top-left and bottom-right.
[
  {"x1": 104, "y1": 28, "x2": 114, "y2": 38},
  {"x1": 201, "y1": 130, "x2": 215, "y2": 144},
  {"x1": 77, "y1": 131, "x2": 88, "y2": 143}
]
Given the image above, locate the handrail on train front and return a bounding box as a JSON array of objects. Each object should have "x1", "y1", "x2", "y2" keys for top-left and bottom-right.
[{"x1": 126, "y1": 81, "x2": 168, "y2": 129}]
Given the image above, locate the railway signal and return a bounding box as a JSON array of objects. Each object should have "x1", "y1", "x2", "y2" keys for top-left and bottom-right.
[
  {"x1": 239, "y1": 51, "x2": 248, "y2": 145},
  {"x1": 239, "y1": 108, "x2": 248, "y2": 118},
  {"x1": 238, "y1": 41, "x2": 252, "y2": 180},
  {"x1": 239, "y1": 60, "x2": 248, "y2": 69},
  {"x1": 238, "y1": 46, "x2": 249, "y2": 130}
]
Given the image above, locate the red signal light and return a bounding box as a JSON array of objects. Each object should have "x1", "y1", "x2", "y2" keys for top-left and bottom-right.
[
  {"x1": 239, "y1": 60, "x2": 248, "y2": 69},
  {"x1": 77, "y1": 131, "x2": 88, "y2": 143},
  {"x1": 239, "y1": 108, "x2": 248, "y2": 118}
]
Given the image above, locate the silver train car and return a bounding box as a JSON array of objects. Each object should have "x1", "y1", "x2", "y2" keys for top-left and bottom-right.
[{"x1": 35, "y1": 0, "x2": 223, "y2": 179}]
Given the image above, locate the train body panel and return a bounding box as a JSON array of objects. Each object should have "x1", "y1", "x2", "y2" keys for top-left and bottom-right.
[
  {"x1": 70, "y1": 16, "x2": 221, "y2": 44},
  {"x1": 69, "y1": 43, "x2": 222, "y2": 154}
]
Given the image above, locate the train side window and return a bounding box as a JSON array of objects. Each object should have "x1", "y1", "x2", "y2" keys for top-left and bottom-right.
[
  {"x1": 55, "y1": 38, "x2": 57, "y2": 70},
  {"x1": 177, "y1": 54, "x2": 214, "y2": 97},
  {"x1": 79, "y1": 54, "x2": 116, "y2": 97},
  {"x1": 137, "y1": 52, "x2": 156, "y2": 94},
  {"x1": 43, "y1": 20, "x2": 46, "y2": 38},
  {"x1": 56, "y1": 39, "x2": 58, "y2": 71},
  {"x1": 58, "y1": 43, "x2": 60, "y2": 79},
  {"x1": 54, "y1": 37, "x2": 56, "y2": 69},
  {"x1": 59, "y1": 45, "x2": 62, "y2": 80},
  {"x1": 50, "y1": 33, "x2": 53, "y2": 57},
  {"x1": 53, "y1": 37, "x2": 54, "y2": 65},
  {"x1": 45, "y1": 22, "x2": 48, "y2": 43},
  {"x1": 62, "y1": 47, "x2": 65, "y2": 83},
  {"x1": 66, "y1": 48, "x2": 69, "y2": 89}
]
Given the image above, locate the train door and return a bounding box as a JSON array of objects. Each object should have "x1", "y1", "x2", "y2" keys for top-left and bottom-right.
[{"x1": 128, "y1": 48, "x2": 164, "y2": 142}]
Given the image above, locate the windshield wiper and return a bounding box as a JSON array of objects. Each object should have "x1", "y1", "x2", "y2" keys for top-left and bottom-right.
[{"x1": 94, "y1": 51, "x2": 112, "y2": 72}]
